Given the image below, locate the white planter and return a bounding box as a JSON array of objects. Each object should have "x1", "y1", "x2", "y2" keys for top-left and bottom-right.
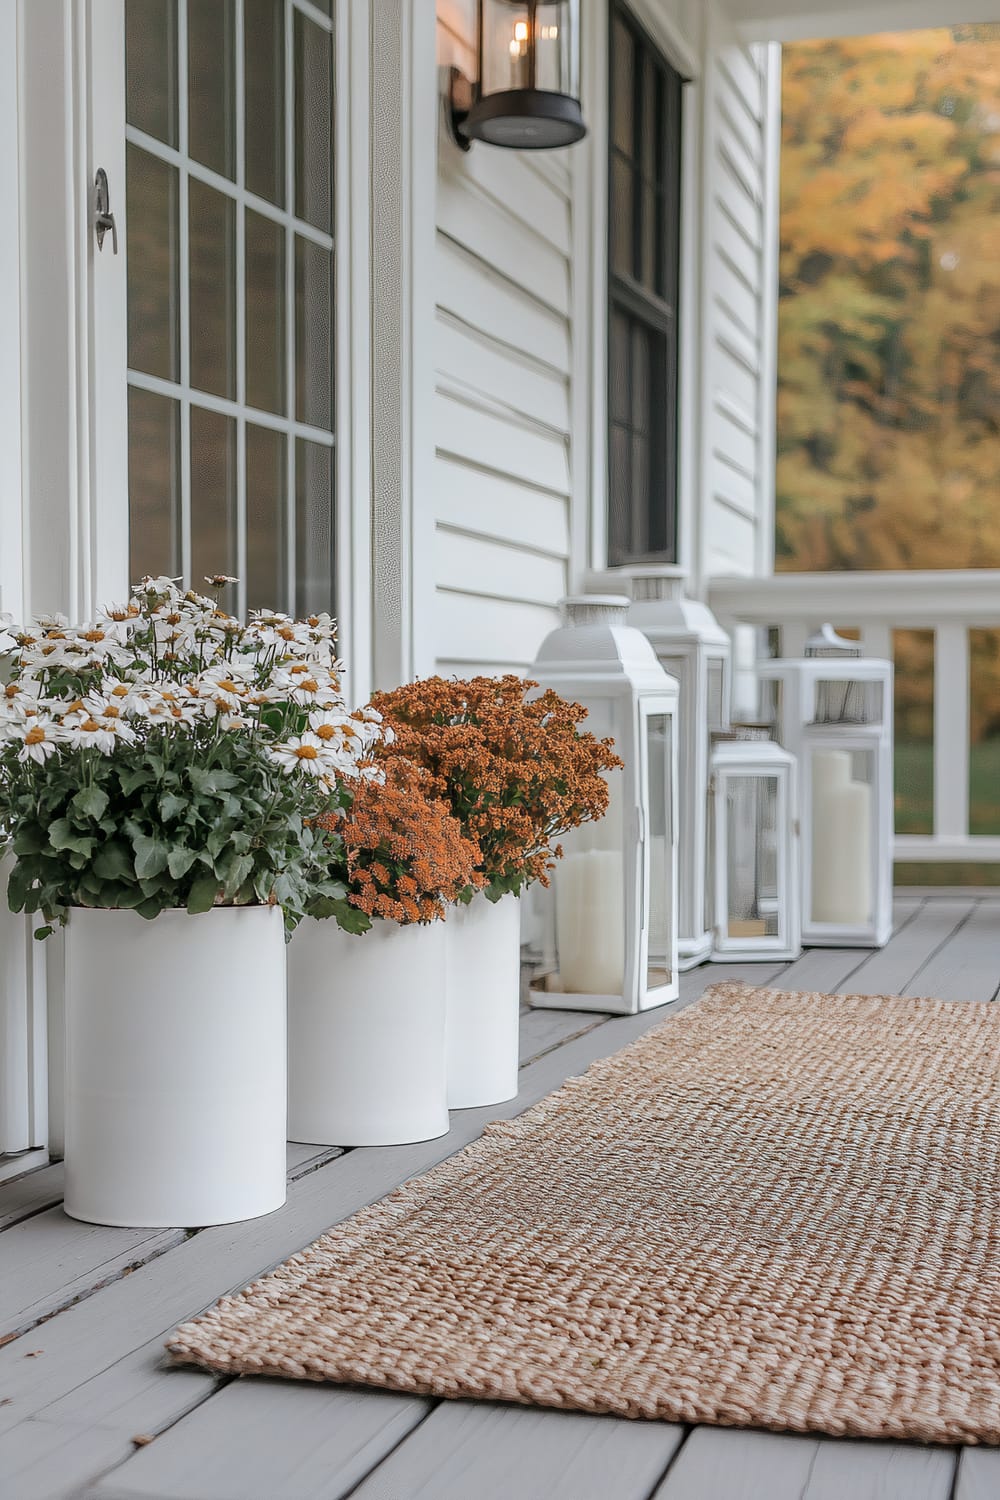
[
  {"x1": 287, "y1": 917, "x2": 448, "y2": 1146},
  {"x1": 445, "y1": 893, "x2": 521, "y2": 1109},
  {"x1": 64, "y1": 905, "x2": 287, "y2": 1228}
]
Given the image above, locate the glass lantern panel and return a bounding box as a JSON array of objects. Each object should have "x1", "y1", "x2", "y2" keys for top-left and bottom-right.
[
  {"x1": 758, "y1": 676, "x2": 783, "y2": 739},
  {"x1": 480, "y1": 0, "x2": 578, "y2": 97},
  {"x1": 645, "y1": 713, "x2": 672, "y2": 990},
  {"x1": 725, "y1": 775, "x2": 780, "y2": 941},
  {"x1": 706, "y1": 657, "x2": 727, "y2": 732},
  {"x1": 809, "y1": 746, "x2": 876, "y2": 927},
  {"x1": 812, "y1": 678, "x2": 883, "y2": 726}
]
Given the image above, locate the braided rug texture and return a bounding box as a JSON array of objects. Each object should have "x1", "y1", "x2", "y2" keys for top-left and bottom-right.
[{"x1": 169, "y1": 982, "x2": 1000, "y2": 1444}]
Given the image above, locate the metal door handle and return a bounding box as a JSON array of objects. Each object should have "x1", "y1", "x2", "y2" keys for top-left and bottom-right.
[{"x1": 94, "y1": 167, "x2": 118, "y2": 255}]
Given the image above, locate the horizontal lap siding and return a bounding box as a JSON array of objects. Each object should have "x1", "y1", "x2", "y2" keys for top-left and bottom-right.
[
  {"x1": 434, "y1": 7, "x2": 573, "y2": 678},
  {"x1": 703, "y1": 30, "x2": 773, "y2": 580}
]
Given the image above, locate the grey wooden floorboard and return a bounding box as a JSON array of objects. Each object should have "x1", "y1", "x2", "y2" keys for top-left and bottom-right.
[
  {"x1": 348, "y1": 1402, "x2": 684, "y2": 1500},
  {"x1": 653, "y1": 1428, "x2": 955, "y2": 1500},
  {"x1": 0, "y1": 1002, "x2": 700, "y2": 1450},
  {"x1": 905, "y1": 899, "x2": 1000, "y2": 1001},
  {"x1": 0, "y1": 1415, "x2": 134, "y2": 1500},
  {"x1": 652, "y1": 1429, "x2": 820, "y2": 1499},
  {"x1": 679, "y1": 961, "x2": 789, "y2": 1003},
  {"x1": 0, "y1": 1211, "x2": 185, "y2": 1342},
  {"x1": 954, "y1": 1447, "x2": 1000, "y2": 1500},
  {"x1": 777, "y1": 946, "x2": 874, "y2": 993},
  {"x1": 0, "y1": 1162, "x2": 65, "y2": 1231},
  {"x1": 83, "y1": 1382, "x2": 430, "y2": 1500},
  {"x1": 518, "y1": 1006, "x2": 606, "y2": 1066},
  {"x1": 843, "y1": 898, "x2": 975, "y2": 996},
  {"x1": 803, "y1": 1438, "x2": 955, "y2": 1498}
]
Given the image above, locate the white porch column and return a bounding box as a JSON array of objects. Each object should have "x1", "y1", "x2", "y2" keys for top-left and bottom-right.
[{"x1": 368, "y1": 0, "x2": 438, "y2": 690}]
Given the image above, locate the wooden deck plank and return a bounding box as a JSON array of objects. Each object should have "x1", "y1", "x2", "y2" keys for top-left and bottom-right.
[
  {"x1": 841, "y1": 898, "x2": 975, "y2": 997},
  {"x1": 518, "y1": 1007, "x2": 605, "y2": 1065},
  {"x1": 804, "y1": 1438, "x2": 955, "y2": 1498},
  {"x1": 652, "y1": 1429, "x2": 819, "y2": 1499},
  {"x1": 954, "y1": 1447, "x2": 1000, "y2": 1500},
  {"x1": 0, "y1": 1003, "x2": 707, "y2": 1448},
  {"x1": 653, "y1": 1428, "x2": 955, "y2": 1500},
  {"x1": 0, "y1": 1162, "x2": 64, "y2": 1232},
  {"x1": 904, "y1": 900, "x2": 1000, "y2": 1002},
  {"x1": 0, "y1": 1210, "x2": 185, "y2": 1343},
  {"x1": 347, "y1": 1402, "x2": 684, "y2": 1500},
  {"x1": 0, "y1": 1416, "x2": 134, "y2": 1500},
  {"x1": 84, "y1": 1382, "x2": 430, "y2": 1500}
]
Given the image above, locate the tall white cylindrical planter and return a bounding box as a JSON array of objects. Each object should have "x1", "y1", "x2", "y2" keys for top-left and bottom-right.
[
  {"x1": 288, "y1": 917, "x2": 448, "y2": 1146},
  {"x1": 445, "y1": 894, "x2": 521, "y2": 1110},
  {"x1": 64, "y1": 905, "x2": 287, "y2": 1228}
]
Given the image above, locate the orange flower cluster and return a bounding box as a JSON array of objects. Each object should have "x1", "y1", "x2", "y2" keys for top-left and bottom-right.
[
  {"x1": 319, "y1": 761, "x2": 483, "y2": 924},
  {"x1": 369, "y1": 676, "x2": 623, "y2": 898}
]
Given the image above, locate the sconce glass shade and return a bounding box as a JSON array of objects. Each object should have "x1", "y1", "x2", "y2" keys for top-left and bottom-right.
[{"x1": 464, "y1": 0, "x2": 586, "y2": 150}]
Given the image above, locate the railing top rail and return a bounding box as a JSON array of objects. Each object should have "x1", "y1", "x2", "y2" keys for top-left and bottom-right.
[{"x1": 708, "y1": 570, "x2": 1000, "y2": 627}]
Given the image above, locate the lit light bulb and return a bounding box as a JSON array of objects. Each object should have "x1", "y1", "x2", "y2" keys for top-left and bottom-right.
[{"x1": 513, "y1": 21, "x2": 528, "y2": 40}]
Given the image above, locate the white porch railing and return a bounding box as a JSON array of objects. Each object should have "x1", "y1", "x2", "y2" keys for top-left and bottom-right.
[{"x1": 708, "y1": 570, "x2": 1000, "y2": 865}]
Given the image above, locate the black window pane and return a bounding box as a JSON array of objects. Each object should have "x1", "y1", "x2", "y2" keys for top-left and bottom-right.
[
  {"x1": 245, "y1": 0, "x2": 285, "y2": 207},
  {"x1": 126, "y1": 0, "x2": 178, "y2": 146},
  {"x1": 188, "y1": 0, "x2": 236, "y2": 178},
  {"x1": 608, "y1": 0, "x2": 682, "y2": 567}
]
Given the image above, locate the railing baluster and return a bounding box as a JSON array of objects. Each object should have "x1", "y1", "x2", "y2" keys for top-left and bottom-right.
[
  {"x1": 861, "y1": 624, "x2": 892, "y2": 661},
  {"x1": 933, "y1": 623, "x2": 970, "y2": 841}
]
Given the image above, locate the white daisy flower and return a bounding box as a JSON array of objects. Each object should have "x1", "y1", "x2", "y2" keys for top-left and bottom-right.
[
  {"x1": 15, "y1": 719, "x2": 62, "y2": 764},
  {"x1": 268, "y1": 733, "x2": 340, "y2": 777}
]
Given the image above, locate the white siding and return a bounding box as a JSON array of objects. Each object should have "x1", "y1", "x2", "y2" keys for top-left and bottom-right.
[
  {"x1": 698, "y1": 11, "x2": 780, "y2": 582},
  {"x1": 435, "y1": 4, "x2": 575, "y2": 675}
]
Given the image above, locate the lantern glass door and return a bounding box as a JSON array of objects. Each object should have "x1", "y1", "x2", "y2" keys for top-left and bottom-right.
[
  {"x1": 809, "y1": 745, "x2": 876, "y2": 927},
  {"x1": 644, "y1": 709, "x2": 672, "y2": 991},
  {"x1": 812, "y1": 676, "x2": 884, "y2": 726},
  {"x1": 552, "y1": 755, "x2": 627, "y2": 998},
  {"x1": 724, "y1": 774, "x2": 780, "y2": 942}
]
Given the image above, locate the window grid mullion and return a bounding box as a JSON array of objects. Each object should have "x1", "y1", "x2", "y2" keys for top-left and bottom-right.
[
  {"x1": 284, "y1": 0, "x2": 297, "y2": 614},
  {"x1": 177, "y1": 0, "x2": 192, "y2": 587},
  {"x1": 235, "y1": 0, "x2": 248, "y2": 618}
]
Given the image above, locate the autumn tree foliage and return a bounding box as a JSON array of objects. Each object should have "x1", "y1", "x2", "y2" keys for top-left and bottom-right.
[{"x1": 778, "y1": 26, "x2": 1000, "y2": 741}]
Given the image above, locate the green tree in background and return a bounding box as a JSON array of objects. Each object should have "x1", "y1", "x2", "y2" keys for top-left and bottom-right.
[
  {"x1": 779, "y1": 26, "x2": 1000, "y2": 576},
  {"x1": 779, "y1": 27, "x2": 1000, "y2": 775}
]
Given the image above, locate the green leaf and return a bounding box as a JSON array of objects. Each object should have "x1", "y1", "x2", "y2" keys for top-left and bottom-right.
[
  {"x1": 48, "y1": 819, "x2": 95, "y2": 857},
  {"x1": 167, "y1": 846, "x2": 197, "y2": 880},
  {"x1": 159, "y1": 792, "x2": 188, "y2": 822},
  {"x1": 71, "y1": 785, "x2": 110, "y2": 822},
  {"x1": 93, "y1": 841, "x2": 135, "y2": 882},
  {"x1": 33, "y1": 924, "x2": 54, "y2": 941},
  {"x1": 186, "y1": 875, "x2": 219, "y2": 915},
  {"x1": 133, "y1": 836, "x2": 169, "y2": 881}
]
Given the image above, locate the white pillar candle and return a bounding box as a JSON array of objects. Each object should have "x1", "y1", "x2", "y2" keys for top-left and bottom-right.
[
  {"x1": 811, "y1": 753, "x2": 873, "y2": 926},
  {"x1": 555, "y1": 849, "x2": 625, "y2": 995}
]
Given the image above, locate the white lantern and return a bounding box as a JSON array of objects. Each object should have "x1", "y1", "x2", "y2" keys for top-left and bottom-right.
[
  {"x1": 757, "y1": 627, "x2": 893, "y2": 947},
  {"x1": 528, "y1": 595, "x2": 679, "y2": 1014},
  {"x1": 709, "y1": 729, "x2": 801, "y2": 962},
  {"x1": 624, "y1": 565, "x2": 732, "y2": 969}
]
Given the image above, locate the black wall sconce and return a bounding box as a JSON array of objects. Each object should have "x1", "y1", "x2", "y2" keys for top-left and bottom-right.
[{"x1": 449, "y1": 0, "x2": 586, "y2": 151}]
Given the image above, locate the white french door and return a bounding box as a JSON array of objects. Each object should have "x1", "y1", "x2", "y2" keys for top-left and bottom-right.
[{"x1": 122, "y1": 0, "x2": 338, "y2": 620}]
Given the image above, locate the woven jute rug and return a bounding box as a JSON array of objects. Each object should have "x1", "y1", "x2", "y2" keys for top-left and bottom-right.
[{"x1": 169, "y1": 983, "x2": 1000, "y2": 1444}]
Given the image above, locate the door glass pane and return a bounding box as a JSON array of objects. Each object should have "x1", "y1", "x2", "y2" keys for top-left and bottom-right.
[
  {"x1": 246, "y1": 425, "x2": 288, "y2": 613},
  {"x1": 188, "y1": 0, "x2": 236, "y2": 178},
  {"x1": 645, "y1": 712, "x2": 672, "y2": 989},
  {"x1": 295, "y1": 439, "x2": 333, "y2": 617},
  {"x1": 189, "y1": 180, "x2": 236, "y2": 399},
  {"x1": 191, "y1": 407, "x2": 237, "y2": 583},
  {"x1": 245, "y1": 0, "x2": 285, "y2": 207},
  {"x1": 295, "y1": 10, "x2": 333, "y2": 233},
  {"x1": 246, "y1": 210, "x2": 286, "y2": 415},
  {"x1": 128, "y1": 388, "x2": 181, "y2": 581},
  {"x1": 126, "y1": 0, "x2": 178, "y2": 146},
  {"x1": 126, "y1": 145, "x2": 180, "y2": 382},
  {"x1": 611, "y1": 16, "x2": 633, "y2": 157},
  {"x1": 295, "y1": 238, "x2": 333, "y2": 429}
]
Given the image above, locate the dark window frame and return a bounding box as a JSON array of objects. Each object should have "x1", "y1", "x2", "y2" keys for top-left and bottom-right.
[{"x1": 607, "y1": 0, "x2": 684, "y2": 567}]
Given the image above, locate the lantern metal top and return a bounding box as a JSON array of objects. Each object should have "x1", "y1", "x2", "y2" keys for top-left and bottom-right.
[
  {"x1": 534, "y1": 596, "x2": 679, "y2": 697},
  {"x1": 805, "y1": 624, "x2": 863, "y2": 659}
]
